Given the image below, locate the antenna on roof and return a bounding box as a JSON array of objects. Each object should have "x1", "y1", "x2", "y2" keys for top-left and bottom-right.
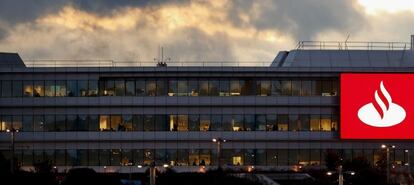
[
  {"x1": 155, "y1": 45, "x2": 171, "y2": 67},
  {"x1": 344, "y1": 34, "x2": 350, "y2": 50}
]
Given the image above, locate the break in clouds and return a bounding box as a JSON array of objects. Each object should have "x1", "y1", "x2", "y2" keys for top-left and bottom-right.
[{"x1": 0, "y1": 0, "x2": 413, "y2": 62}]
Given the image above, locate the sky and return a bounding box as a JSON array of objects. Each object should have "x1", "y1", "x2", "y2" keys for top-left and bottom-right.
[{"x1": 0, "y1": 0, "x2": 413, "y2": 62}]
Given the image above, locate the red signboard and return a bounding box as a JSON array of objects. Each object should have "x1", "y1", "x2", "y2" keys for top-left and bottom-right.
[{"x1": 341, "y1": 73, "x2": 414, "y2": 139}]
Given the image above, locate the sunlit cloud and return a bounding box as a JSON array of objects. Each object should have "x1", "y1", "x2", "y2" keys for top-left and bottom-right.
[{"x1": 358, "y1": 0, "x2": 414, "y2": 14}]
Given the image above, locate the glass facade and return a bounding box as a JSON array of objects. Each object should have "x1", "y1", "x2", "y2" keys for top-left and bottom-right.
[
  {"x1": 0, "y1": 114, "x2": 338, "y2": 132},
  {"x1": 0, "y1": 79, "x2": 338, "y2": 97}
]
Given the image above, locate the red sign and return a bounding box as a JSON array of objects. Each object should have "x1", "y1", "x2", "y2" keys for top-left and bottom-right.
[{"x1": 341, "y1": 73, "x2": 414, "y2": 139}]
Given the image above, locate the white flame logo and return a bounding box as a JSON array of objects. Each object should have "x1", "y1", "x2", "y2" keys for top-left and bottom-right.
[{"x1": 357, "y1": 81, "x2": 406, "y2": 127}]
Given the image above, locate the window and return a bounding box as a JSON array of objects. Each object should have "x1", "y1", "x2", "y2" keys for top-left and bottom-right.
[
  {"x1": 288, "y1": 114, "x2": 299, "y2": 131},
  {"x1": 189, "y1": 80, "x2": 198, "y2": 96},
  {"x1": 331, "y1": 114, "x2": 338, "y2": 131},
  {"x1": 301, "y1": 81, "x2": 312, "y2": 96},
  {"x1": 66, "y1": 115, "x2": 77, "y2": 131},
  {"x1": 209, "y1": 80, "x2": 219, "y2": 96},
  {"x1": 44, "y1": 115, "x2": 55, "y2": 132},
  {"x1": 144, "y1": 115, "x2": 154, "y2": 131},
  {"x1": 168, "y1": 80, "x2": 177, "y2": 96},
  {"x1": 111, "y1": 149, "x2": 121, "y2": 166},
  {"x1": 199, "y1": 149, "x2": 211, "y2": 166},
  {"x1": 135, "y1": 80, "x2": 145, "y2": 96},
  {"x1": 189, "y1": 149, "x2": 199, "y2": 166},
  {"x1": 245, "y1": 149, "x2": 255, "y2": 165},
  {"x1": 281, "y1": 80, "x2": 291, "y2": 96},
  {"x1": 55, "y1": 115, "x2": 66, "y2": 131},
  {"x1": 241, "y1": 80, "x2": 255, "y2": 96},
  {"x1": 199, "y1": 80, "x2": 209, "y2": 96},
  {"x1": 88, "y1": 80, "x2": 98, "y2": 96},
  {"x1": 133, "y1": 115, "x2": 143, "y2": 131},
  {"x1": 219, "y1": 80, "x2": 230, "y2": 96},
  {"x1": 12, "y1": 81, "x2": 22, "y2": 97},
  {"x1": 277, "y1": 114, "x2": 288, "y2": 131},
  {"x1": 122, "y1": 114, "x2": 133, "y2": 131},
  {"x1": 133, "y1": 149, "x2": 143, "y2": 166},
  {"x1": 23, "y1": 81, "x2": 33, "y2": 97},
  {"x1": 55, "y1": 81, "x2": 66, "y2": 96},
  {"x1": 299, "y1": 114, "x2": 310, "y2": 131},
  {"x1": 1, "y1": 115, "x2": 11, "y2": 131},
  {"x1": 22, "y1": 116, "x2": 33, "y2": 132},
  {"x1": 88, "y1": 115, "x2": 99, "y2": 131},
  {"x1": 111, "y1": 115, "x2": 122, "y2": 131},
  {"x1": 210, "y1": 115, "x2": 222, "y2": 131},
  {"x1": 156, "y1": 80, "x2": 166, "y2": 96},
  {"x1": 232, "y1": 115, "x2": 244, "y2": 131},
  {"x1": 33, "y1": 81, "x2": 44, "y2": 97},
  {"x1": 230, "y1": 80, "x2": 241, "y2": 96},
  {"x1": 199, "y1": 115, "x2": 210, "y2": 131},
  {"x1": 271, "y1": 80, "x2": 282, "y2": 96},
  {"x1": 144, "y1": 149, "x2": 154, "y2": 165},
  {"x1": 1, "y1": 81, "x2": 11, "y2": 97},
  {"x1": 103, "y1": 80, "x2": 114, "y2": 96},
  {"x1": 320, "y1": 115, "x2": 332, "y2": 131},
  {"x1": 188, "y1": 115, "x2": 199, "y2": 131},
  {"x1": 257, "y1": 80, "x2": 271, "y2": 96},
  {"x1": 291, "y1": 81, "x2": 301, "y2": 96},
  {"x1": 55, "y1": 149, "x2": 66, "y2": 166},
  {"x1": 78, "y1": 80, "x2": 88, "y2": 97},
  {"x1": 177, "y1": 115, "x2": 188, "y2": 131},
  {"x1": 155, "y1": 115, "x2": 167, "y2": 131},
  {"x1": 33, "y1": 115, "x2": 44, "y2": 132},
  {"x1": 244, "y1": 115, "x2": 255, "y2": 131},
  {"x1": 321, "y1": 80, "x2": 333, "y2": 96},
  {"x1": 177, "y1": 149, "x2": 189, "y2": 166},
  {"x1": 12, "y1": 115, "x2": 22, "y2": 131},
  {"x1": 78, "y1": 115, "x2": 88, "y2": 131},
  {"x1": 45, "y1": 81, "x2": 55, "y2": 97},
  {"x1": 89, "y1": 149, "x2": 99, "y2": 166},
  {"x1": 115, "y1": 80, "x2": 125, "y2": 96},
  {"x1": 125, "y1": 80, "x2": 135, "y2": 96},
  {"x1": 67, "y1": 80, "x2": 78, "y2": 97},
  {"x1": 310, "y1": 115, "x2": 320, "y2": 131},
  {"x1": 255, "y1": 115, "x2": 267, "y2": 131},
  {"x1": 100, "y1": 149, "x2": 110, "y2": 166},
  {"x1": 177, "y1": 80, "x2": 188, "y2": 96},
  {"x1": 312, "y1": 81, "x2": 322, "y2": 96},
  {"x1": 145, "y1": 80, "x2": 156, "y2": 96},
  {"x1": 99, "y1": 115, "x2": 110, "y2": 131},
  {"x1": 266, "y1": 114, "x2": 277, "y2": 131},
  {"x1": 222, "y1": 115, "x2": 233, "y2": 131},
  {"x1": 155, "y1": 149, "x2": 166, "y2": 165},
  {"x1": 121, "y1": 149, "x2": 133, "y2": 166},
  {"x1": 166, "y1": 149, "x2": 178, "y2": 166},
  {"x1": 267, "y1": 149, "x2": 278, "y2": 166}
]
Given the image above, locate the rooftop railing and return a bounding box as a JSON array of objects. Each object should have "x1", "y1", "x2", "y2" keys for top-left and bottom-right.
[
  {"x1": 296, "y1": 41, "x2": 411, "y2": 50},
  {"x1": 22, "y1": 60, "x2": 272, "y2": 67}
]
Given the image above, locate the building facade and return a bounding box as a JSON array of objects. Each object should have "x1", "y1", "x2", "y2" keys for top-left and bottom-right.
[{"x1": 1, "y1": 41, "x2": 414, "y2": 173}]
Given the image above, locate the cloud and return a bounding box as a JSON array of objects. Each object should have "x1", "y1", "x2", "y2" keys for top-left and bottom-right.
[{"x1": 0, "y1": 0, "x2": 412, "y2": 63}]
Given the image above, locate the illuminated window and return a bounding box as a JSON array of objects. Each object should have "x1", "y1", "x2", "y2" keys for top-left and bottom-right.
[
  {"x1": 99, "y1": 115, "x2": 110, "y2": 131},
  {"x1": 45, "y1": 81, "x2": 55, "y2": 97},
  {"x1": 23, "y1": 81, "x2": 33, "y2": 97},
  {"x1": 177, "y1": 115, "x2": 188, "y2": 131},
  {"x1": 189, "y1": 80, "x2": 198, "y2": 96},
  {"x1": 277, "y1": 114, "x2": 288, "y2": 131},
  {"x1": 144, "y1": 149, "x2": 154, "y2": 165},
  {"x1": 310, "y1": 115, "x2": 320, "y2": 131},
  {"x1": 177, "y1": 80, "x2": 188, "y2": 96},
  {"x1": 111, "y1": 115, "x2": 122, "y2": 131},
  {"x1": 189, "y1": 149, "x2": 199, "y2": 166},
  {"x1": 168, "y1": 80, "x2": 177, "y2": 96},
  {"x1": 232, "y1": 115, "x2": 244, "y2": 131},
  {"x1": 199, "y1": 115, "x2": 210, "y2": 131},
  {"x1": 0, "y1": 115, "x2": 11, "y2": 131},
  {"x1": 145, "y1": 80, "x2": 156, "y2": 96},
  {"x1": 230, "y1": 80, "x2": 241, "y2": 96},
  {"x1": 291, "y1": 81, "x2": 301, "y2": 96},
  {"x1": 320, "y1": 115, "x2": 332, "y2": 131},
  {"x1": 232, "y1": 151, "x2": 243, "y2": 165},
  {"x1": 55, "y1": 81, "x2": 66, "y2": 97},
  {"x1": 281, "y1": 80, "x2": 291, "y2": 96},
  {"x1": 88, "y1": 80, "x2": 98, "y2": 96},
  {"x1": 12, "y1": 115, "x2": 22, "y2": 131},
  {"x1": 199, "y1": 80, "x2": 209, "y2": 96},
  {"x1": 199, "y1": 149, "x2": 211, "y2": 166},
  {"x1": 257, "y1": 80, "x2": 271, "y2": 96}
]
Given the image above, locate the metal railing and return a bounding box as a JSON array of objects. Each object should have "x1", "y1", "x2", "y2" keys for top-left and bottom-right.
[
  {"x1": 22, "y1": 60, "x2": 272, "y2": 67},
  {"x1": 296, "y1": 41, "x2": 410, "y2": 50}
]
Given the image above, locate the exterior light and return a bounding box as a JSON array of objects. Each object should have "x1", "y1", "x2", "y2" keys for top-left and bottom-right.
[
  {"x1": 405, "y1": 150, "x2": 409, "y2": 153},
  {"x1": 137, "y1": 165, "x2": 142, "y2": 168},
  {"x1": 326, "y1": 171, "x2": 333, "y2": 176},
  {"x1": 103, "y1": 166, "x2": 107, "y2": 169},
  {"x1": 381, "y1": 144, "x2": 387, "y2": 149},
  {"x1": 392, "y1": 145, "x2": 396, "y2": 148},
  {"x1": 212, "y1": 138, "x2": 217, "y2": 142},
  {"x1": 163, "y1": 164, "x2": 169, "y2": 168},
  {"x1": 350, "y1": 172, "x2": 355, "y2": 175},
  {"x1": 223, "y1": 139, "x2": 226, "y2": 142},
  {"x1": 6, "y1": 129, "x2": 10, "y2": 132},
  {"x1": 53, "y1": 166, "x2": 57, "y2": 169}
]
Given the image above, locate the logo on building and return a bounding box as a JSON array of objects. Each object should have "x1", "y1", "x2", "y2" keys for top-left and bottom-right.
[
  {"x1": 340, "y1": 73, "x2": 414, "y2": 139},
  {"x1": 357, "y1": 81, "x2": 406, "y2": 127}
]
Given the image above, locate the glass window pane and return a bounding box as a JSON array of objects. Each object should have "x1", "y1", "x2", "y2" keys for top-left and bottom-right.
[
  {"x1": 281, "y1": 80, "x2": 291, "y2": 96},
  {"x1": 230, "y1": 80, "x2": 241, "y2": 96},
  {"x1": 177, "y1": 149, "x2": 188, "y2": 166},
  {"x1": 78, "y1": 80, "x2": 88, "y2": 97},
  {"x1": 125, "y1": 80, "x2": 135, "y2": 96},
  {"x1": 67, "y1": 80, "x2": 78, "y2": 97},
  {"x1": 189, "y1": 115, "x2": 199, "y2": 131},
  {"x1": 189, "y1": 80, "x2": 198, "y2": 96},
  {"x1": 99, "y1": 149, "x2": 110, "y2": 166},
  {"x1": 22, "y1": 115, "x2": 33, "y2": 132},
  {"x1": 255, "y1": 114, "x2": 266, "y2": 131},
  {"x1": 189, "y1": 149, "x2": 199, "y2": 166},
  {"x1": 55, "y1": 149, "x2": 65, "y2": 166},
  {"x1": 244, "y1": 115, "x2": 255, "y2": 131},
  {"x1": 241, "y1": 80, "x2": 255, "y2": 96},
  {"x1": 177, "y1": 115, "x2": 188, "y2": 131},
  {"x1": 301, "y1": 81, "x2": 312, "y2": 96},
  {"x1": 332, "y1": 80, "x2": 339, "y2": 96},
  {"x1": 211, "y1": 115, "x2": 222, "y2": 131},
  {"x1": 299, "y1": 114, "x2": 310, "y2": 131},
  {"x1": 291, "y1": 81, "x2": 301, "y2": 96},
  {"x1": 257, "y1": 80, "x2": 271, "y2": 96},
  {"x1": 146, "y1": 80, "x2": 156, "y2": 96},
  {"x1": 23, "y1": 81, "x2": 33, "y2": 97},
  {"x1": 266, "y1": 149, "x2": 278, "y2": 166},
  {"x1": 266, "y1": 115, "x2": 277, "y2": 131},
  {"x1": 199, "y1": 115, "x2": 210, "y2": 131},
  {"x1": 199, "y1": 80, "x2": 209, "y2": 96},
  {"x1": 144, "y1": 149, "x2": 154, "y2": 165},
  {"x1": 312, "y1": 81, "x2": 322, "y2": 96},
  {"x1": 135, "y1": 80, "x2": 145, "y2": 96},
  {"x1": 89, "y1": 149, "x2": 99, "y2": 166},
  {"x1": 1, "y1": 81, "x2": 12, "y2": 97},
  {"x1": 122, "y1": 114, "x2": 133, "y2": 131},
  {"x1": 1, "y1": 115, "x2": 12, "y2": 131},
  {"x1": 111, "y1": 149, "x2": 121, "y2": 166},
  {"x1": 111, "y1": 115, "x2": 122, "y2": 131},
  {"x1": 310, "y1": 115, "x2": 320, "y2": 131},
  {"x1": 219, "y1": 80, "x2": 230, "y2": 96},
  {"x1": 133, "y1": 115, "x2": 143, "y2": 131},
  {"x1": 99, "y1": 115, "x2": 110, "y2": 131},
  {"x1": 115, "y1": 80, "x2": 125, "y2": 96},
  {"x1": 320, "y1": 115, "x2": 332, "y2": 131},
  {"x1": 88, "y1": 80, "x2": 98, "y2": 96},
  {"x1": 156, "y1": 80, "x2": 166, "y2": 96},
  {"x1": 168, "y1": 80, "x2": 177, "y2": 96},
  {"x1": 33, "y1": 115, "x2": 44, "y2": 132},
  {"x1": 144, "y1": 115, "x2": 154, "y2": 131},
  {"x1": 166, "y1": 149, "x2": 178, "y2": 166},
  {"x1": 277, "y1": 114, "x2": 288, "y2": 131},
  {"x1": 271, "y1": 80, "x2": 282, "y2": 96},
  {"x1": 177, "y1": 80, "x2": 188, "y2": 96},
  {"x1": 33, "y1": 81, "x2": 44, "y2": 97},
  {"x1": 88, "y1": 115, "x2": 99, "y2": 131},
  {"x1": 133, "y1": 149, "x2": 143, "y2": 166},
  {"x1": 232, "y1": 115, "x2": 244, "y2": 131},
  {"x1": 289, "y1": 114, "x2": 299, "y2": 131},
  {"x1": 78, "y1": 115, "x2": 88, "y2": 131},
  {"x1": 44, "y1": 115, "x2": 55, "y2": 132},
  {"x1": 222, "y1": 115, "x2": 232, "y2": 131},
  {"x1": 12, "y1": 115, "x2": 22, "y2": 131},
  {"x1": 321, "y1": 80, "x2": 333, "y2": 96},
  {"x1": 209, "y1": 80, "x2": 219, "y2": 96},
  {"x1": 55, "y1": 81, "x2": 67, "y2": 97},
  {"x1": 55, "y1": 115, "x2": 66, "y2": 132},
  {"x1": 66, "y1": 115, "x2": 77, "y2": 131},
  {"x1": 44, "y1": 81, "x2": 55, "y2": 97},
  {"x1": 12, "y1": 81, "x2": 22, "y2": 97},
  {"x1": 121, "y1": 149, "x2": 133, "y2": 166},
  {"x1": 155, "y1": 115, "x2": 166, "y2": 131}
]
